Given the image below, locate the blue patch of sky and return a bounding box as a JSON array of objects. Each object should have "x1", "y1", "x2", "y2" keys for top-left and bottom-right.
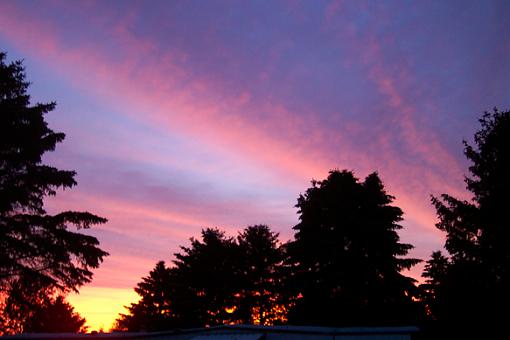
[{"x1": 20, "y1": 55, "x2": 296, "y2": 206}]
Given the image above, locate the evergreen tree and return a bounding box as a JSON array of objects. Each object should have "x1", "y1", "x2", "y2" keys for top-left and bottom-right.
[
  {"x1": 25, "y1": 296, "x2": 87, "y2": 333},
  {"x1": 171, "y1": 228, "x2": 241, "y2": 327},
  {"x1": 419, "y1": 251, "x2": 449, "y2": 320},
  {"x1": 0, "y1": 277, "x2": 86, "y2": 334},
  {"x1": 287, "y1": 170, "x2": 423, "y2": 326},
  {"x1": 236, "y1": 225, "x2": 289, "y2": 325},
  {"x1": 425, "y1": 109, "x2": 510, "y2": 332},
  {"x1": 116, "y1": 226, "x2": 291, "y2": 330},
  {"x1": 0, "y1": 52, "x2": 108, "y2": 292},
  {"x1": 116, "y1": 229, "x2": 243, "y2": 330},
  {"x1": 114, "y1": 261, "x2": 175, "y2": 331}
]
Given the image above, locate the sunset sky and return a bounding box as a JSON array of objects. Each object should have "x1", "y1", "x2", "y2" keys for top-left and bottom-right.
[{"x1": 1, "y1": 0, "x2": 509, "y2": 331}]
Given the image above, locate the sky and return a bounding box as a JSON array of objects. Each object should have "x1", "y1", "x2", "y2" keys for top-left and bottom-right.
[{"x1": 1, "y1": 0, "x2": 509, "y2": 332}]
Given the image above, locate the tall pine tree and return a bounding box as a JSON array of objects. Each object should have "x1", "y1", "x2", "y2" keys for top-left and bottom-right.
[
  {"x1": 0, "y1": 52, "x2": 108, "y2": 292},
  {"x1": 425, "y1": 109, "x2": 510, "y2": 333},
  {"x1": 288, "y1": 170, "x2": 423, "y2": 326}
]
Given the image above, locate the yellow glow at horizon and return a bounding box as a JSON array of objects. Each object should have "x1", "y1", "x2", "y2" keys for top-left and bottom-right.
[{"x1": 68, "y1": 287, "x2": 139, "y2": 332}]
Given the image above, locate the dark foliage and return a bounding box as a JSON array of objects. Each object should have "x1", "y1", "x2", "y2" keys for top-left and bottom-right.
[
  {"x1": 172, "y1": 228, "x2": 241, "y2": 327},
  {"x1": 113, "y1": 261, "x2": 175, "y2": 331},
  {"x1": 424, "y1": 109, "x2": 510, "y2": 332},
  {"x1": 115, "y1": 225, "x2": 289, "y2": 330},
  {"x1": 419, "y1": 251, "x2": 449, "y2": 320},
  {"x1": 287, "y1": 170, "x2": 423, "y2": 326},
  {"x1": 115, "y1": 229, "x2": 241, "y2": 330},
  {"x1": 0, "y1": 277, "x2": 86, "y2": 334},
  {"x1": 25, "y1": 296, "x2": 87, "y2": 333},
  {"x1": 235, "y1": 225, "x2": 289, "y2": 325},
  {"x1": 0, "y1": 52, "x2": 108, "y2": 292}
]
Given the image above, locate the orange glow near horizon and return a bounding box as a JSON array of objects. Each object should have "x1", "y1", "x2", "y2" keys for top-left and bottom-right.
[
  {"x1": 67, "y1": 287, "x2": 139, "y2": 332},
  {"x1": 252, "y1": 303, "x2": 291, "y2": 326},
  {"x1": 250, "y1": 293, "x2": 295, "y2": 326}
]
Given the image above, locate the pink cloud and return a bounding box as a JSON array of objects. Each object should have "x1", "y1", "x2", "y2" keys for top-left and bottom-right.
[
  {"x1": 0, "y1": 0, "x2": 470, "y2": 277},
  {"x1": 0, "y1": 7, "x2": 327, "y2": 184}
]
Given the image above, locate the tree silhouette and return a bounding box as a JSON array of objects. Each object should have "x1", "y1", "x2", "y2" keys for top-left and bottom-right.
[
  {"x1": 419, "y1": 251, "x2": 449, "y2": 320},
  {"x1": 116, "y1": 229, "x2": 243, "y2": 330},
  {"x1": 171, "y1": 228, "x2": 242, "y2": 327},
  {"x1": 287, "y1": 170, "x2": 423, "y2": 326},
  {"x1": 235, "y1": 225, "x2": 289, "y2": 325},
  {"x1": 0, "y1": 277, "x2": 86, "y2": 334},
  {"x1": 0, "y1": 52, "x2": 108, "y2": 292},
  {"x1": 116, "y1": 225, "x2": 291, "y2": 330},
  {"x1": 114, "y1": 261, "x2": 175, "y2": 331},
  {"x1": 425, "y1": 109, "x2": 510, "y2": 332},
  {"x1": 25, "y1": 296, "x2": 87, "y2": 333}
]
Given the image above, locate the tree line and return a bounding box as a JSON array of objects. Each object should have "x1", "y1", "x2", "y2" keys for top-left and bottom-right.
[
  {"x1": 114, "y1": 170, "x2": 423, "y2": 331},
  {"x1": 114, "y1": 109, "x2": 510, "y2": 337},
  {"x1": 1, "y1": 52, "x2": 509, "y2": 337}
]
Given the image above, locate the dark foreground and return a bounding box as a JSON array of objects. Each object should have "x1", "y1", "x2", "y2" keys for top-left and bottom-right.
[{"x1": 2, "y1": 325, "x2": 418, "y2": 339}]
